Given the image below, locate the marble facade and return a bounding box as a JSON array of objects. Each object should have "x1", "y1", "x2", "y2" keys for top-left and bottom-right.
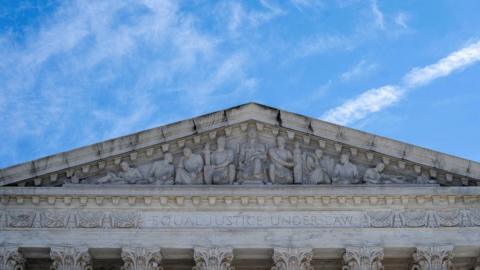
[{"x1": 1, "y1": 103, "x2": 480, "y2": 270}]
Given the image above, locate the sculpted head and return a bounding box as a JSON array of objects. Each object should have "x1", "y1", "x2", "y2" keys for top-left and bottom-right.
[
  {"x1": 164, "y1": 153, "x2": 173, "y2": 163},
  {"x1": 217, "y1": 136, "x2": 226, "y2": 150},
  {"x1": 340, "y1": 153, "x2": 350, "y2": 164},
  {"x1": 315, "y1": 149, "x2": 323, "y2": 159},
  {"x1": 376, "y1": 162, "x2": 385, "y2": 172},
  {"x1": 277, "y1": 136, "x2": 286, "y2": 148},
  {"x1": 183, "y1": 147, "x2": 192, "y2": 158},
  {"x1": 120, "y1": 161, "x2": 130, "y2": 171}
]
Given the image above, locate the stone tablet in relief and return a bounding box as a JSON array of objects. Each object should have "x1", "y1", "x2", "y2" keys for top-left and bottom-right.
[
  {"x1": 333, "y1": 153, "x2": 360, "y2": 184},
  {"x1": 148, "y1": 153, "x2": 175, "y2": 185},
  {"x1": 97, "y1": 161, "x2": 144, "y2": 184},
  {"x1": 269, "y1": 136, "x2": 295, "y2": 184},
  {"x1": 175, "y1": 147, "x2": 204, "y2": 185},
  {"x1": 363, "y1": 162, "x2": 409, "y2": 184},
  {"x1": 204, "y1": 136, "x2": 236, "y2": 185},
  {"x1": 304, "y1": 150, "x2": 331, "y2": 185},
  {"x1": 238, "y1": 127, "x2": 268, "y2": 184}
]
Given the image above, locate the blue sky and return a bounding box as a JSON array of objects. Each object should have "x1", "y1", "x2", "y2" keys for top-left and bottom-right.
[{"x1": 1, "y1": 0, "x2": 480, "y2": 168}]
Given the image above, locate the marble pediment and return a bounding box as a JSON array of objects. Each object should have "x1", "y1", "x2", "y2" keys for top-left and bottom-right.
[{"x1": 1, "y1": 103, "x2": 479, "y2": 187}]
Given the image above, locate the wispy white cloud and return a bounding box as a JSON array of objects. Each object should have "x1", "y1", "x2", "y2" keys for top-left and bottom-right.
[
  {"x1": 340, "y1": 60, "x2": 378, "y2": 81},
  {"x1": 322, "y1": 40, "x2": 480, "y2": 125},
  {"x1": 295, "y1": 34, "x2": 354, "y2": 57},
  {"x1": 322, "y1": 85, "x2": 403, "y2": 125},
  {"x1": 370, "y1": 0, "x2": 385, "y2": 30},
  {"x1": 395, "y1": 13, "x2": 409, "y2": 29},
  {"x1": 403, "y1": 41, "x2": 480, "y2": 88}
]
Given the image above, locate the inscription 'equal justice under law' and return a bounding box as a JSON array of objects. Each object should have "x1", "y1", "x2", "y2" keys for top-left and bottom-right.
[{"x1": 147, "y1": 213, "x2": 364, "y2": 228}]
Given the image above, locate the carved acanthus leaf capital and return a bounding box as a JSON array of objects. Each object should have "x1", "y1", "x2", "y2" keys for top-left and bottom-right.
[
  {"x1": 342, "y1": 245, "x2": 384, "y2": 270},
  {"x1": 411, "y1": 245, "x2": 454, "y2": 270},
  {"x1": 271, "y1": 248, "x2": 313, "y2": 270},
  {"x1": 193, "y1": 247, "x2": 234, "y2": 270},
  {"x1": 121, "y1": 247, "x2": 163, "y2": 270},
  {"x1": 0, "y1": 246, "x2": 25, "y2": 270},
  {"x1": 50, "y1": 247, "x2": 92, "y2": 270}
]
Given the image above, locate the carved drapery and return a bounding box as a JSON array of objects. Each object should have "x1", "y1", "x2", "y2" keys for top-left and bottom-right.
[
  {"x1": 121, "y1": 247, "x2": 163, "y2": 270},
  {"x1": 271, "y1": 248, "x2": 313, "y2": 270},
  {"x1": 50, "y1": 247, "x2": 92, "y2": 270},
  {"x1": 0, "y1": 247, "x2": 25, "y2": 270},
  {"x1": 411, "y1": 245, "x2": 454, "y2": 270},
  {"x1": 342, "y1": 245, "x2": 384, "y2": 270},
  {"x1": 193, "y1": 247, "x2": 234, "y2": 270}
]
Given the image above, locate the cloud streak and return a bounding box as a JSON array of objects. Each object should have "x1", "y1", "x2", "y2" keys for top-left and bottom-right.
[{"x1": 321, "y1": 40, "x2": 480, "y2": 125}]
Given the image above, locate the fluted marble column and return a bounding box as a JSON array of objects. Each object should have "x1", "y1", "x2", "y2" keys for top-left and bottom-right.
[
  {"x1": 50, "y1": 247, "x2": 92, "y2": 270},
  {"x1": 192, "y1": 247, "x2": 234, "y2": 270},
  {"x1": 411, "y1": 245, "x2": 454, "y2": 270},
  {"x1": 271, "y1": 248, "x2": 313, "y2": 270},
  {"x1": 121, "y1": 247, "x2": 163, "y2": 270},
  {"x1": 342, "y1": 245, "x2": 384, "y2": 270},
  {"x1": 0, "y1": 246, "x2": 25, "y2": 270}
]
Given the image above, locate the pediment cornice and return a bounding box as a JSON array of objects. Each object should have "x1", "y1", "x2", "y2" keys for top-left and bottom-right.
[{"x1": 1, "y1": 103, "x2": 479, "y2": 187}]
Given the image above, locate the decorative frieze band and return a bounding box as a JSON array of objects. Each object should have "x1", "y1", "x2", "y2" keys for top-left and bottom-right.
[
  {"x1": 271, "y1": 248, "x2": 313, "y2": 270},
  {"x1": 2, "y1": 208, "x2": 480, "y2": 230},
  {"x1": 193, "y1": 247, "x2": 234, "y2": 270},
  {"x1": 343, "y1": 245, "x2": 384, "y2": 270}
]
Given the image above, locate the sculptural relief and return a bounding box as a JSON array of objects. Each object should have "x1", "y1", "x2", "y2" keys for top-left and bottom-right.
[
  {"x1": 303, "y1": 150, "x2": 331, "y2": 185},
  {"x1": 269, "y1": 136, "x2": 295, "y2": 184},
  {"x1": 204, "y1": 137, "x2": 236, "y2": 185},
  {"x1": 333, "y1": 153, "x2": 360, "y2": 184},
  {"x1": 363, "y1": 162, "x2": 409, "y2": 184},
  {"x1": 293, "y1": 142, "x2": 303, "y2": 184},
  {"x1": 148, "y1": 153, "x2": 175, "y2": 185},
  {"x1": 238, "y1": 128, "x2": 268, "y2": 184},
  {"x1": 175, "y1": 147, "x2": 204, "y2": 185},
  {"x1": 97, "y1": 161, "x2": 144, "y2": 185}
]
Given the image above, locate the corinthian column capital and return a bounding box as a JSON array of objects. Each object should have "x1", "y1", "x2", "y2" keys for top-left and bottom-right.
[
  {"x1": 121, "y1": 247, "x2": 163, "y2": 270},
  {"x1": 411, "y1": 245, "x2": 454, "y2": 270},
  {"x1": 271, "y1": 248, "x2": 313, "y2": 270},
  {"x1": 1, "y1": 246, "x2": 25, "y2": 270},
  {"x1": 193, "y1": 247, "x2": 234, "y2": 270},
  {"x1": 343, "y1": 245, "x2": 384, "y2": 270},
  {"x1": 50, "y1": 246, "x2": 92, "y2": 270}
]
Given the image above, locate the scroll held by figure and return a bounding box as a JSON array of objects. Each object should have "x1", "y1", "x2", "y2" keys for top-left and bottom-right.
[
  {"x1": 203, "y1": 136, "x2": 236, "y2": 185},
  {"x1": 238, "y1": 128, "x2": 268, "y2": 184},
  {"x1": 175, "y1": 147, "x2": 204, "y2": 185}
]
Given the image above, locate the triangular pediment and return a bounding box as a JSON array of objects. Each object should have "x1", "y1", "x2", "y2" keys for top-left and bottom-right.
[{"x1": 1, "y1": 103, "x2": 479, "y2": 187}]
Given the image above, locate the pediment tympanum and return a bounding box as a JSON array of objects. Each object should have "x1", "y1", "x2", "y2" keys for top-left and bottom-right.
[{"x1": 1, "y1": 103, "x2": 478, "y2": 187}]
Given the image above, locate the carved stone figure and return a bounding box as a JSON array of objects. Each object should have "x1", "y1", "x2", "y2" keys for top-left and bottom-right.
[
  {"x1": 147, "y1": 153, "x2": 175, "y2": 185},
  {"x1": 416, "y1": 173, "x2": 438, "y2": 185},
  {"x1": 238, "y1": 127, "x2": 267, "y2": 184},
  {"x1": 293, "y1": 142, "x2": 303, "y2": 184},
  {"x1": 269, "y1": 136, "x2": 295, "y2": 184},
  {"x1": 411, "y1": 245, "x2": 454, "y2": 270},
  {"x1": 304, "y1": 150, "x2": 331, "y2": 185},
  {"x1": 50, "y1": 246, "x2": 92, "y2": 270},
  {"x1": 193, "y1": 247, "x2": 234, "y2": 270},
  {"x1": 271, "y1": 248, "x2": 313, "y2": 270},
  {"x1": 97, "y1": 161, "x2": 144, "y2": 185},
  {"x1": 204, "y1": 137, "x2": 236, "y2": 185},
  {"x1": 364, "y1": 162, "x2": 409, "y2": 184},
  {"x1": 333, "y1": 153, "x2": 360, "y2": 184},
  {"x1": 0, "y1": 247, "x2": 25, "y2": 270},
  {"x1": 343, "y1": 245, "x2": 384, "y2": 270},
  {"x1": 121, "y1": 247, "x2": 163, "y2": 270},
  {"x1": 175, "y1": 147, "x2": 204, "y2": 185}
]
